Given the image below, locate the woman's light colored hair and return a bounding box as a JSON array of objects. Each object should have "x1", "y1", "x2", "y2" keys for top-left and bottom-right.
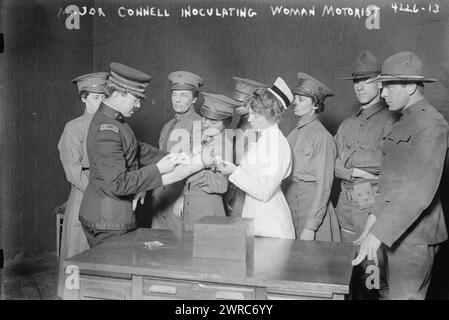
[{"x1": 243, "y1": 88, "x2": 285, "y2": 122}]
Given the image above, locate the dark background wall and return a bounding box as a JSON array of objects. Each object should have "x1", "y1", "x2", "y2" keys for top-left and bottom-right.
[
  {"x1": 1, "y1": 0, "x2": 449, "y2": 298},
  {"x1": 92, "y1": 0, "x2": 449, "y2": 139},
  {"x1": 0, "y1": 0, "x2": 94, "y2": 262}
]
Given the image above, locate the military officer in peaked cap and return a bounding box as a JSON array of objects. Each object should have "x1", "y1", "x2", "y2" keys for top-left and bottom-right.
[
  {"x1": 57, "y1": 71, "x2": 107, "y2": 298},
  {"x1": 283, "y1": 72, "x2": 341, "y2": 242},
  {"x1": 174, "y1": 92, "x2": 238, "y2": 232},
  {"x1": 151, "y1": 71, "x2": 204, "y2": 231},
  {"x1": 352, "y1": 52, "x2": 448, "y2": 300},
  {"x1": 78, "y1": 63, "x2": 198, "y2": 248},
  {"x1": 225, "y1": 77, "x2": 268, "y2": 217},
  {"x1": 335, "y1": 50, "x2": 396, "y2": 298}
]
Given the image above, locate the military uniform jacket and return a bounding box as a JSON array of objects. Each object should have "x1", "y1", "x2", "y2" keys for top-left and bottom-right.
[
  {"x1": 284, "y1": 114, "x2": 337, "y2": 232},
  {"x1": 370, "y1": 99, "x2": 449, "y2": 247},
  {"x1": 58, "y1": 110, "x2": 92, "y2": 192},
  {"x1": 79, "y1": 103, "x2": 167, "y2": 231},
  {"x1": 57, "y1": 110, "x2": 91, "y2": 259},
  {"x1": 151, "y1": 107, "x2": 201, "y2": 229},
  {"x1": 182, "y1": 131, "x2": 232, "y2": 231},
  {"x1": 335, "y1": 101, "x2": 397, "y2": 182},
  {"x1": 159, "y1": 107, "x2": 202, "y2": 153}
]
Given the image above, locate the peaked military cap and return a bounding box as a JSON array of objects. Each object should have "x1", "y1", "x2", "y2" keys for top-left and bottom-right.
[
  {"x1": 369, "y1": 51, "x2": 437, "y2": 83},
  {"x1": 108, "y1": 62, "x2": 152, "y2": 100},
  {"x1": 340, "y1": 50, "x2": 381, "y2": 81},
  {"x1": 232, "y1": 77, "x2": 268, "y2": 103},
  {"x1": 294, "y1": 72, "x2": 334, "y2": 104},
  {"x1": 72, "y1": 72, "x2": 108, "y2": 94},
  {"x1": 268, "y1": 77, "x2": 294, "y2": 110},
  {"x1": 168, "y1": 71, "x2": 204, "y2": 91},
  {"x1": 200, "y1": 93, "x2": 240, "y2": 120}
]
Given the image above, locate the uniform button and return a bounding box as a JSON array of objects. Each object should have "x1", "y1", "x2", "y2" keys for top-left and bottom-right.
[
  {"x1": 382, "y1": 151, "x2": 386, "y2": 156},
  {"x1": 359, "y1": 124, "x2": 363, "y2": 127}
]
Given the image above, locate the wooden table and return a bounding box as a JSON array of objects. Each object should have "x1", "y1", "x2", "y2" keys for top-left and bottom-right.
[{"x1": 62, "y1": 228, "x2": 355, "y2": 300}]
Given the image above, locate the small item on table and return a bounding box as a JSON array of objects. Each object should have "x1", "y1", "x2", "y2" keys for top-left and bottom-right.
[{"x1": 143, "y1": 241, "x2": 164, "y2": 249}]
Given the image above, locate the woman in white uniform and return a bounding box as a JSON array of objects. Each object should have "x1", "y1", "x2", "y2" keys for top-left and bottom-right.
[{"x1": 217, "y1": 78, "x2": 295, "y2": 239}]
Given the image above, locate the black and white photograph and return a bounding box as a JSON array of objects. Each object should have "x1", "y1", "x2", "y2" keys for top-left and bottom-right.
[{"x1": 1, "y1": 0, "x2": 449, "y2": 307}]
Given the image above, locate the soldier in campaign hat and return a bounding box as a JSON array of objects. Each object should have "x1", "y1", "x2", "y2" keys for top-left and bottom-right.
[
  {"x1": 225, "y1": 77, "x2": 268, "y2": 217},
  {"x1": 283, "y1": 72, "x2": 341, "y2": 243},
  {"x1": 353, "y1": 52, "x2": 448, "y2": 300},
  {"x1": 217, "y1": 78, "x2": 296, "y2": 240},
  {"x1": 173, "y1": 92, "x2": 239, "y2": 232},
  {"x1": 334, "y1": 50, "x2": 396, "y2": 299},
  {"x1": 56, "y1": 71, "x2": 107, "y2": 298},
  {"x1": 78, "y1": 63, "x2": 201, "y2": 248},
  {"x1": 151, "y1": 71, "x2": 204, "y2": 231}
]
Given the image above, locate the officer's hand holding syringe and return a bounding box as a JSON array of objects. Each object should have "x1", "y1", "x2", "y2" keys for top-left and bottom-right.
[{"x1": 157, "y1": 152, "x2": 205, "y2": 186}]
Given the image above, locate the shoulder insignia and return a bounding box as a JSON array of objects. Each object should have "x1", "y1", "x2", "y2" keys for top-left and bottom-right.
[{"x1": 100, "y1": 124, "x2": 119, "y2": 134}]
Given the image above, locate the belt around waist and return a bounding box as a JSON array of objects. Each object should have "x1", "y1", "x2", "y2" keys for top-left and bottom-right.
[{"x1": 79, "y1": 215, "x2": 136, "y2": 231}]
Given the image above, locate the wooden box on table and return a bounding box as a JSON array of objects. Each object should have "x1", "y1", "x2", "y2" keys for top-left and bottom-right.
[{"x1": 193, "y1": 216, "x2": 254, "y2": 260}]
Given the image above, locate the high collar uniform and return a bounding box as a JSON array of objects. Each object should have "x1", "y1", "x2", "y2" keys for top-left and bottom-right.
[
  {"x1": 334, "y1": 101, "x2": 397, "y2": 239},
  {"x1": 284, "y1": 113, "x2": 340, "y2": 241},
  {"x1": 370, "y1": 99, "x2": 448, "y2": 299},
  {"x1": 79, "y1": 103, "x2": 167, "y2": 234}
]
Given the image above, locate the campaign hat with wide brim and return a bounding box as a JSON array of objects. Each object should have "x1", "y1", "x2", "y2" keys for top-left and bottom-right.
[
  {"x1": 368, "y1": 51, "x2": 437, "y2": 83},
  {"x1": 340, "y1": 50, "x2": 382, "y2": 81}
]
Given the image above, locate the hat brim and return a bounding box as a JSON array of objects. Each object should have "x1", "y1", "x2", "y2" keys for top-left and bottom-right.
[
  {"x1": 171, "y1": 84, "x2": 198, "y2": 91},
  {"x1": 339, "y1": 73, "x2": 381, "y2": 81},
  {"x1": 129, "y1": 91, "x2": 146, "y2": 100},
  {"x1": 200, "y1": 106, "x2": 232, "y2": 121},
  {"x1": 367, "y1": 75, "x2": 438, "y2": 83},
  {"x1": 339, "y1": 76, "x2": 358, "y2": 80},
  {"x1": 292, "y1": 88, "x2": 314, "y2": 98},
  {"x1": 83, "y1": 87, "x2": 106, "y2": 94},
  {"x1": 339, "y1": 76, "x2": 377, "y2": 81}
]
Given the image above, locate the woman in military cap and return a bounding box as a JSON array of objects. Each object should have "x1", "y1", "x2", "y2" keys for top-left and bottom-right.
[
  {"x1": 217, "y1": 78, "x2": 295, "y2": 240},
  {"x1": 283, "y1": 72, "x2": 340, "y2": 241},
  {"x1": 151, "y1": 71, "x2": 204, "y2": 231},
  {"x1": 172, "y1": 93, "x2": 239, "y2": 232},
  {"x1": 57, "y1": 71, "x2": 108, "y2": 298}
]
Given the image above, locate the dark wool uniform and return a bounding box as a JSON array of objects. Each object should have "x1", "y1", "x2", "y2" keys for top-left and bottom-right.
[
  {"x1": 367, "y1": 52, "x2": 448, "y2": 299},
  {"x1": 335, "y1": 101, "x2": 397, "y2": 239},
  {"x1": 79, "y1": 103, "x2": 167, "y2": 246},
  {"x1": 336, "y1": 50, "x2": 393, "y2": 299},
  {"x1": 180, "y1": 92, "x2": 238, "y2": 231},
  {"x1": 284, "y1": 72, "x2": 341, "y2": 242},
  {"x1": 370, "y1": 99, "x2": 448, "y2": 299},
  {"x1": 79, "y1": 62, "x2": 167, "y2": 247},
  {"x1": 151, "y1": 71, "x2": 204, "y2": 231}
]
